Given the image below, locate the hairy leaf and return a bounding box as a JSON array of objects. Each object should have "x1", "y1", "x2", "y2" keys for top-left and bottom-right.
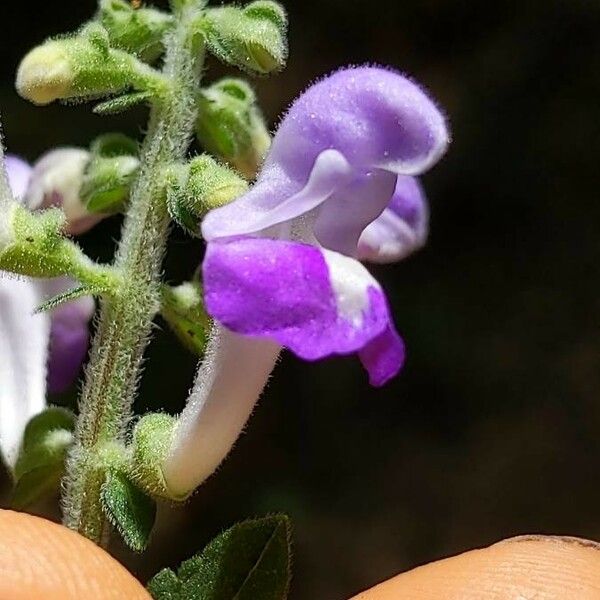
[
  {"x1": 148, "y1": 515, "x2": 292, "y2": 600},
  {"x1": 93, "y1": 92, "x2": 152, "y2": 115},
  {"x1": 101, "y1": 470, "x2": 157, "y2": 552}
]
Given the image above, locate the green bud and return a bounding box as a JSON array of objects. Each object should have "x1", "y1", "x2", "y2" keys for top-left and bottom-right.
[
  {"x1": 196, "y1": 78, "x2": 271, "y2": 179},
  {"x1": 166, "y1": 155, "x2": 248, "y2": 234},
  {"x1": 14, "y1": 408, "x2": 75, "y2": 481},
  {"x1": 129, "y1": 413, "x2": 186, "y2": 501},
  {"x1": 0, "y1": 204, "x2": 73, "y2": 278},
  {"x1": 16, "y1": 24, "x2": 154, "y2": 106},
  {"x1": 201, "y1": 1, "x2": 288, "y2": 75},
  {"x1": 161, "y1": 281, "x2": 211, "y2": 355},
  {"x1": 12, "y1": 408, "x2": 75, "y2": 509},
  {"x1": 98, "y1": 0, "x2": 173, "y2": 63},
  {"x1": 81, "y1": 133, "x2": 140, "y2": 213}
]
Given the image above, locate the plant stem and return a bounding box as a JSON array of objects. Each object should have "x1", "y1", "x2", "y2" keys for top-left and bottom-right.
[{"x1": 62, "y1": 1, "x2": 205, "y2": 544}]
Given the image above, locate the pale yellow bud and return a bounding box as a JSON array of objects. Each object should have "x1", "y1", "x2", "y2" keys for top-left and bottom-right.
[{"x1": 16, "y1": 42, "x2": 74, "y2": 106}]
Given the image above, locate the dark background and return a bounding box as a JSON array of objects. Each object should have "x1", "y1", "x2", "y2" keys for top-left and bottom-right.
[{"x1": 2, "y1": 0, "x2": 600, "y2": 597}]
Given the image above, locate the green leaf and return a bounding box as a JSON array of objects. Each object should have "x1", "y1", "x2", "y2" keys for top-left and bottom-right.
[
  {"x1": 11, "y1": 407, "x2": 76, "y2": 509},
  {"x1": 147, "y1": 568, "x2": 182, "y2": 600},
  {"x1": 12, "y1": 465, "x2": 64, "y2": 510},
  {"x1": 35, "y1": 285, "x2": 97, "y2": 314},
  {"x1": 101, "y1": 470, "x2": 157, "y2": 552},
  {"x1": 93, "y1": 92, "x2": 152, "y2": 115},
  {"x1": 148, "y1": 515, "x2": 292, "y2": 600}
]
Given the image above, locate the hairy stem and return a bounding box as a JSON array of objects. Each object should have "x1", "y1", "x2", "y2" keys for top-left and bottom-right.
[{"x1": 63, "y1": 1, "x2": 205, "y2": 544}]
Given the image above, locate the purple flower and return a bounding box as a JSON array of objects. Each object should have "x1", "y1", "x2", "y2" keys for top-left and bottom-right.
[
  {"x1": 5, "y1": 155, "x2": 31, "y2": 199},
  {"x1": 201, "y1": 66, "x2": 448, "y2": 385},
  {"x1": 0, "y1": 156, "x2": 95, "y2": 468},
  {"x1": 162, "y1": 66, "x2": 448, "y2": 497}
]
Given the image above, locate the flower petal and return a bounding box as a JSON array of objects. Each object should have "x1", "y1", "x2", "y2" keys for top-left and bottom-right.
[
  {"x1": 25, "y1": 148, "x2": 101, "y2": 235},
  {"x1": 357, "y1": 175, "x2": 429, "y2": 263},
  {"x1": 202, "y1": 66, "x2": 446, "y2": 260},
  {"x1": 40, "y1": 278, "x2": 94, "y2": 394},
  {"x1": 313, "y1": 169, "x2": 397, "y2": 256},
  {"x1": 5, "y1": 155, "x2": 32, "y2": 200},
  {"x1": 0, "y1": 275, "x2": 49, "y2": 468},
  {"x1": 202, "y1": 149, "x2": 353, "y2": 241},
  {"x1": 203, "y1": 237, "x2": 404, "y2": 384},
  {"x1": 269, "y1": 65, "x2": 449, "y2": 179},
  {"x1": 359, "y1": 325, "x2": 406, "y2": 387}
]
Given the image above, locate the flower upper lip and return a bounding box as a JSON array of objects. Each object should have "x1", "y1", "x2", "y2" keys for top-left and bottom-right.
[{"x1": 202, "y1": 65, "x2": 448, "y2": 255}]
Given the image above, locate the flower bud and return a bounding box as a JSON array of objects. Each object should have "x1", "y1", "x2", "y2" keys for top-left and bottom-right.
[
  {"x1": 166, "y1": 155, "x2": 248, "y2": 234},
  {"x1": 98, "y1": 0, "x2": 173, "y2": 63},
  {"x1": 161, "y1": 281, "x2": 210, "y2": 355},
  {"x1": 81, "y1": 133, "x2": 140, "y2": 213},
  {"x1": 0, "y1": 205, "x2": 69, "y2": 278},
  {"x1": 25, "y1": 148, "x2": 102, "y2": 235},
  {"x1": 201, "y1": 1, "x2": 288, "y2": 75},
  {"x1": 196, "y1": 78, "x2": 271, "y2": 179},
  {"x1": 16, "y1": 25, "x2": 137, "y2": 106},
  {"x1": 130, "y1": 413, "x2": 183, "y2": 500}
]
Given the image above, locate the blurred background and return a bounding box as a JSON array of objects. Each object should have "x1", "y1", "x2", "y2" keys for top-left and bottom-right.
[{"x1": 2, "y1": 0, "x2": 600, "y2": 597}]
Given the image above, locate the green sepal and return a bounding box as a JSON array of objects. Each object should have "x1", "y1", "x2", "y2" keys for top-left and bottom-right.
[
  {"x1": 98, "y1": 0, "x2": 174, "y2": 63},
  {"x1": 81, "y1": 133, "x2": 140, "y2": 213},
  {"x1": 100, "y1": 469, "x2": 157, "y2": 552},
  {"x1": 11, "y1": 408, "x2": 75, "y2": 509},
  {"x1": 93, "y1": 91, "x2": 152, "y2": 115},
  {"x1": 243, "y1": 0, "x2": 287, "y2": 30},
  {"x1": 196, "y1": 78, "x2": 271, "y2": 179},
  {"x1": 129, "y1": 413, "x2": 185, "y2": 501},
  {"x1": 161, "y1": 281, "x2": 210, "y2": 355},
  {"x1": 164, "y1": 163, "x2": 196, "y2": 233},
  {"x1": 0, "y1": 205, "x2": 70, "y2": 277},
  {"x1": 166, "y1": 155, "x2": 248, "y2": 235},
  {"x1": 148, "y1": 515, "x2": 292, "y2": 600},
  {"x1": 201, "y1": 2, "x2": 288, "y2": 75}
]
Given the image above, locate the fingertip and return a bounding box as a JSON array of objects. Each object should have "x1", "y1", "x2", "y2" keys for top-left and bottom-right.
[
  {"x1": 351, "y1": 534, "x2": 600, "y2": 599},
  {"x1": 0, "y1": 510, "x2": 151, "y2": 599}
]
